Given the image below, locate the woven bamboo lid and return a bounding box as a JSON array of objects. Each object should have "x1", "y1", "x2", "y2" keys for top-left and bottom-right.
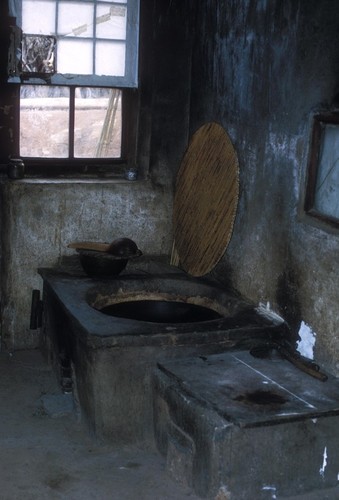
[{"x1": 172, "y1": 122, "x2": 239, "y2": 276}]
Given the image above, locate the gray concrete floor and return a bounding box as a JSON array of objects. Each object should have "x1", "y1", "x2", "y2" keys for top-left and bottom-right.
[{"x1": 0, "y1": 349, "x2": 338, "y2": 500}]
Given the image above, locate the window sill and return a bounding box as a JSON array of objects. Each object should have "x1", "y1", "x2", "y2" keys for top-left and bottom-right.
[
  {"x1": 0, "y1": 173, "x2": 148, "y2": 185},
  {"x1": 19, "y1": 177, "x2": 146, "y2": 185}
]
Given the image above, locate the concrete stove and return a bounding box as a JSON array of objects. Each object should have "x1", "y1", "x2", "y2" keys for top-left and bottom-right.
[
  {"x1": 153, "y1": 350, "x2": 339, "y2": 498},
  {"x1": 39, "y1": 257, "x2": 285, "y2": 445}
]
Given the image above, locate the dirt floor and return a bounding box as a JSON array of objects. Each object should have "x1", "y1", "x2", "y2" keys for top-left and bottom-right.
[
  {"x1": 0, "y1": 350, "x2": 198, "y2": 500},
  {"x1": 0, "y1": 349, "x2": 338, "y2": 500}
]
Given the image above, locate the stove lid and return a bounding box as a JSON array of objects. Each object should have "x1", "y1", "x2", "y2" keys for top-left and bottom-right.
[
  {"x1": 172, "y1": 122, "x2": 239, "y2": 276},
  {"x1": 157, "y1": 351, "x2": 339, "y2": 428}
]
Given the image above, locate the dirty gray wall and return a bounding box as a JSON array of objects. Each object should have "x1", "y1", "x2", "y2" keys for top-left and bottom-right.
[
  {"x1": 190, "y1": 0, "x2": 339, "y2": 374},
  {"x1": 0, "y1": 0, "x2": 193, "y2": 350},
  {"x1": 1, "y1": 0, "x2": 338, "y2": 376}
]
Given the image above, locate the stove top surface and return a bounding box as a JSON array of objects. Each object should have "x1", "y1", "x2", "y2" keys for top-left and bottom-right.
[{"x1": 158, "y1": 350, "x2": 339, "y2": 427}]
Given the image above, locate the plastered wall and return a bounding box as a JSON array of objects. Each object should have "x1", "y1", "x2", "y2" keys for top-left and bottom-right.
[
  {"x1": 0, "y1": 0, "x2": 338, "y2": 376},
  {"x1": 0, "y1": 0, "x2": 193, "y2": 349},
  {"x1": 0, "y1": 180, "x2": 173, "y2": 349},
  {"x1": 189, "y1": 0, "x2": 339, "y2": 374}
]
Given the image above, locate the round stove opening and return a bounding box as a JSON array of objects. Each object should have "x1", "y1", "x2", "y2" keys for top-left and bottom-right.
[{"x1": 98, "y1": 299, "x2": 223, "y2": 323}]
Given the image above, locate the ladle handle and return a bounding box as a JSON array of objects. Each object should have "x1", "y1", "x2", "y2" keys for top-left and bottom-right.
[{"x1": 68, "y1": 241, "x2": 110, "y2": 252}]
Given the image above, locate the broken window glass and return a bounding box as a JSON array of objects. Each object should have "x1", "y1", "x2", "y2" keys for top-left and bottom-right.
[{"x1": 21, "y1": 34, "x2": 56, "y2": 74}]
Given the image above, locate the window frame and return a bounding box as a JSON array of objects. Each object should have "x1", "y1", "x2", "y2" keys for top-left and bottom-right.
[
  {"x1": 8, "y1": 0, "x2": 145, "y2": 179},
  {"x1": 18, "y1": 84, "x2": 139, "y2": 177},
  {"x1": 304, "y1": 112, "x2": 339, "y2": 231},
  {"x1": 9, "y1": 0, "x2": 140, "y2": 88}
]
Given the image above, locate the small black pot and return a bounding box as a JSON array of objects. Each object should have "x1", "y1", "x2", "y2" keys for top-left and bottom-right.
[{"x1": 78, "y1": 250, "x2": 140, "y2": 279}]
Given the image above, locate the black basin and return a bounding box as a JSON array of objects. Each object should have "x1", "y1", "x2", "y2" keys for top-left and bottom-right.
[
  {"x1": 78, "y1": 249, "x2": 141, "y2": 279},
  {"x1": 99, "y1": 299, "x2": 223, "y2": 323}
]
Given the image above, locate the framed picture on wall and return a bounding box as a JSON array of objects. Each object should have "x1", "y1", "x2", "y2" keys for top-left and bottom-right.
[{"x1": 304, "y1": 113, "x2": 339, "y2": 229}]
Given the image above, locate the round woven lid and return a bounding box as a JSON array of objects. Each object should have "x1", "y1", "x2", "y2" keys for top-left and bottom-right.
[{"x1": 172, "y1": 122, "x2": 239, "y2": 276}]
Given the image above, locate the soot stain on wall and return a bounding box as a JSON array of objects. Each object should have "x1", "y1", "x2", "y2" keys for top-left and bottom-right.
[{"x1": 275, "y1": 264, "x2": 302, "y2": 347}]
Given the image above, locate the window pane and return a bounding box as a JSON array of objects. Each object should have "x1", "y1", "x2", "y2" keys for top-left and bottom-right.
[
  {"x1": 22, "y1": 0, "x2": 56, "y2": 34},
  {"x1": 21, "y1": 35, "x2": 56, "y2": 74},
  {"x1": 58, "y1": 40, "x2": 93, "y2": 74},
  {"x1": 58, "y1": 1, "x2": 94, "y2": 38},
  {"x1": 74, "y1": 87, "x2": 122, "y2": 158},
  {"x1": 20, "y1": 85, "x2": 69, "y2": 158},
  {"x1": 95, "y1": 41, "x2": 125, "y2": 76},
  {"x1": 313, "y1": 124, "x2": 339, "y2": 219},
  {"x1": 96, "y1": 4, "x2": 127, "y2": 40}
]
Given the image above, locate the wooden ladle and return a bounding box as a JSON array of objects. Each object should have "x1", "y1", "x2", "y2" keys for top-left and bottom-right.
[
  {"x1": 68, "y1": 237, "x2": 140, "y2": 256},
  {"x1": 68, "y1": 241, "x2": 113, "y2": 253}
]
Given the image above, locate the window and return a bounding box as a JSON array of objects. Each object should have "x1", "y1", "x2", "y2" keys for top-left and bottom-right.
[
  {"x1": 20, "y1": 85, "x2": 122, "y2": 160},
  {"x1": 8, "y1": 0, "x2": 140, "y2": 176},
  {"x1": 304, "y1": 113, "x2": 339, "y2": 230},
  {"x1": 9, "y1": 0, "x2": 139, "y2": 87}
]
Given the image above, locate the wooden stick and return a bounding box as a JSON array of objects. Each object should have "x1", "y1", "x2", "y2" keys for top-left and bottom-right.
[{"x1": 67, "y1": 241, "x2": 110, "y2": 253}]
